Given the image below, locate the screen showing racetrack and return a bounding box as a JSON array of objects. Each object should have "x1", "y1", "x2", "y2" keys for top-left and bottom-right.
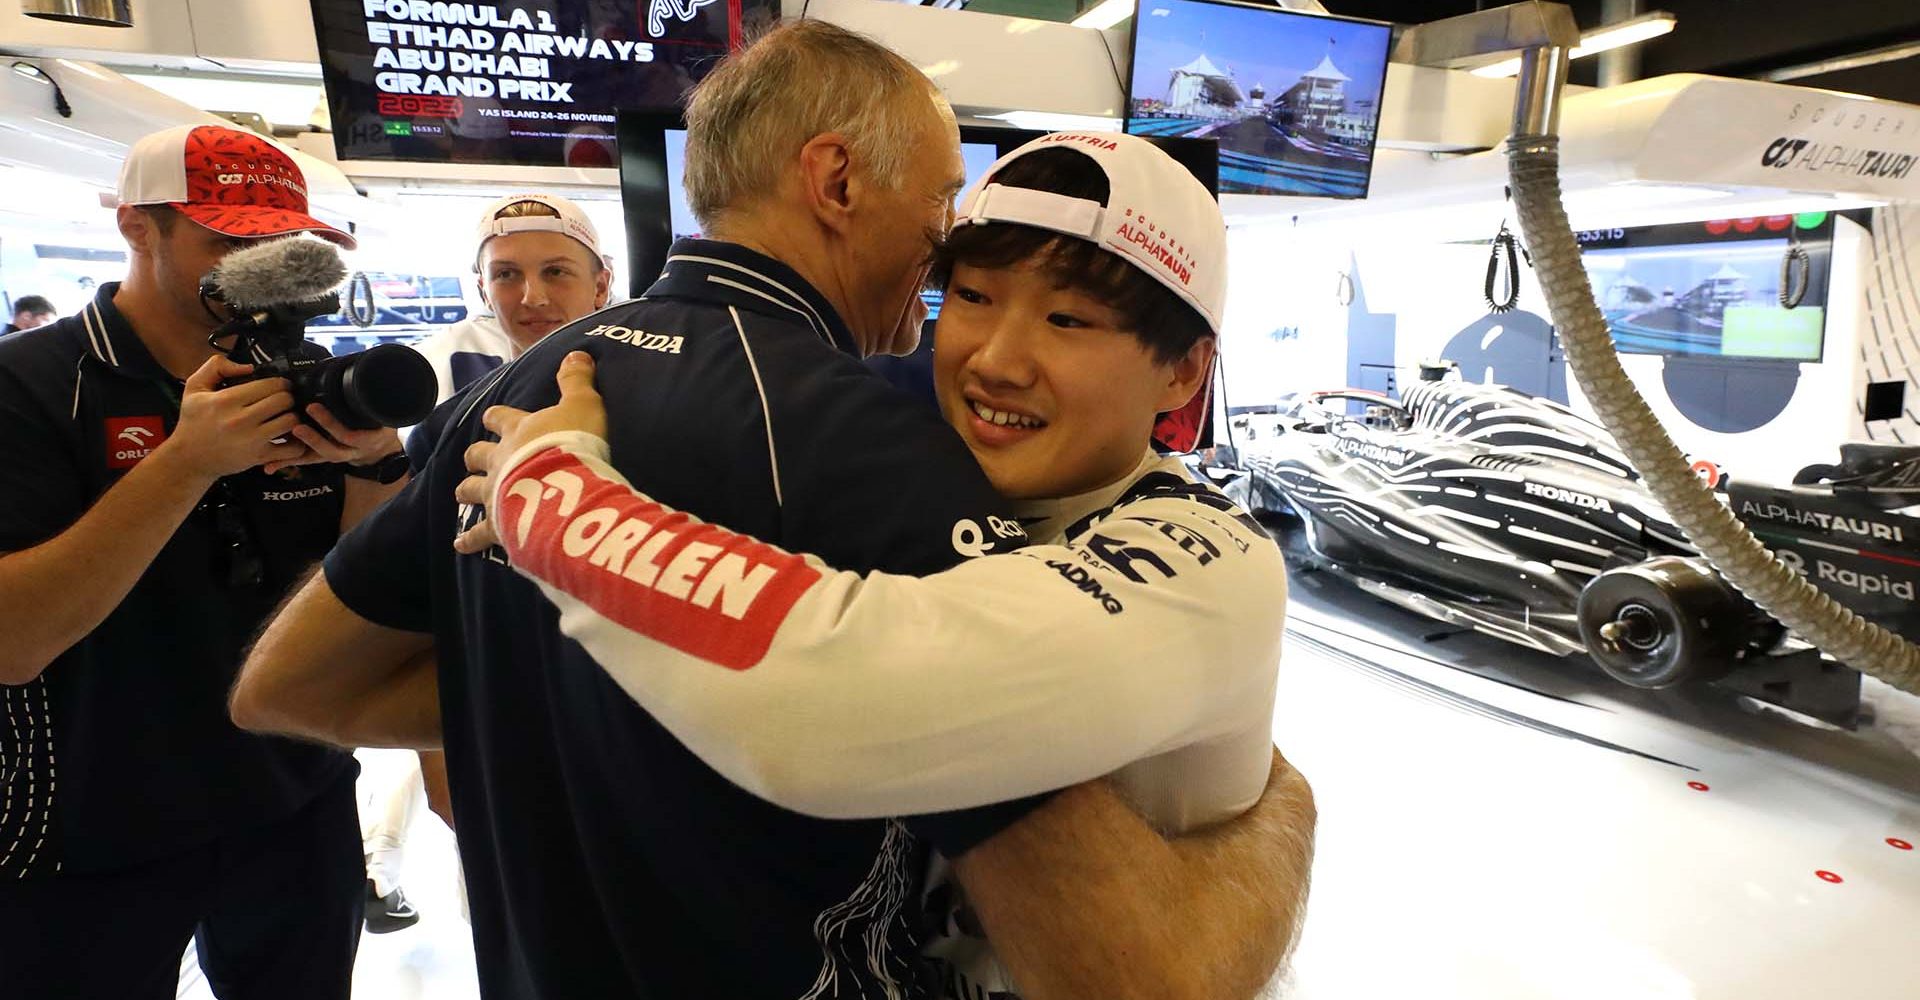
[
  {"x1": 662, "y1": 128, "x2": 699, "y2": 240},
  {"x1": 1126, "y1": 0, "x2": 1388, "y2": 199},
  {"x1": 1578, "y1": 214, "x2": 1835, "y2": 362},
  {"x1": 312, "y1": 0, "x2": 777, "y2": 166}
]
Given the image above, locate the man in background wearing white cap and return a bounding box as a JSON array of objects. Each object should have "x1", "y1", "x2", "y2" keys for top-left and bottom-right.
[
  {"x1": 356, "y1": 192, "x2": 612, "y2": 934},
  {"x1": 408, "y1": 193, "x2": 611, "y2": 407},
  {"x1": 0, "y1": 123, "x2": 404, "y2": 998}
]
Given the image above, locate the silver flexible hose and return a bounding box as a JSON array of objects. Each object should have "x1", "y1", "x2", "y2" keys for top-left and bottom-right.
[{"x1": 1507, "y1": 135, "x2": 1920, "y2": 696}]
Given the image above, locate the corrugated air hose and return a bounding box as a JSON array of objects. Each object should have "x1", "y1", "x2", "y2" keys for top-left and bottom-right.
[{"x1": 1506, "y1": 134, "x2": 1920, "y2": 695}]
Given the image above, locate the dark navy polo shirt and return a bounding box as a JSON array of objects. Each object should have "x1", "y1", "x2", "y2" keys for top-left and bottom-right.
[
  {"x1": 0, "y1": 284, "x2": 352, "y2": 879},
  {"x1": 326, "y1": 240, "x2": 1043, "y2": 999}
]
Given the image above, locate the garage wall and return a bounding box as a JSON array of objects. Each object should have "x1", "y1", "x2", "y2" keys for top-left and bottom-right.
[
  {"x1": 1222, "y1": 213, "x2": 1873, "y2": 487},
  {"x1": 1857, "y1": 204, "x2": 1920, "y2": 443},
  {"x1": 0, "y1": 0, "x2": 205, "y2": 69},
  {"x1": 2, "y1": 0, "x2": 326, "y2": 73}
]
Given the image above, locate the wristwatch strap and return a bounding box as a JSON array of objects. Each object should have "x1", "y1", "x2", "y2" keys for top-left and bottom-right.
[{"x1": 343, "y1": 451, "x2": 411, "y2": 484}]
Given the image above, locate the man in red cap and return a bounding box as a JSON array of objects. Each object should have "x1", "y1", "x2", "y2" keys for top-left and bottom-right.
[{"x1": 0, "y1": 123, "x2": 405, "y2": 998}]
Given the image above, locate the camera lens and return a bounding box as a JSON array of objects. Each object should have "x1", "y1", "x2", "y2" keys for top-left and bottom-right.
[{"x1": 334, "y1": 344, "x2": 435, "y2": 429}]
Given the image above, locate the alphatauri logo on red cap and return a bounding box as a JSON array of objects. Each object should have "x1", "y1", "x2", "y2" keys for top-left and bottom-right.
[{"x1": 184, "y1": 128, "x2": 308, "y2": 204}]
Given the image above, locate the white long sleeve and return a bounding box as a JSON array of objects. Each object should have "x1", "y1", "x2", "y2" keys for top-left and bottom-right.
[{"x1": 494, "y1": 431, "x2": 1284, "y2": 820}]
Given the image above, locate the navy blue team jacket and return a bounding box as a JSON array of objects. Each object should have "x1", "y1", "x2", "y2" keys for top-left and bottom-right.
[{"x1": 328, "y1": 240, "x2": 1041, "y2": 999}]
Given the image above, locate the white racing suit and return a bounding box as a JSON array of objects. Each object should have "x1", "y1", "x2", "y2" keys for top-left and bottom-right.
[
  {"x1": 491, "y1": 434, "x2": 1287, "y2": 993},
  {"x1": 409, "y1": 313, "x2": 514, "y2": 403}
]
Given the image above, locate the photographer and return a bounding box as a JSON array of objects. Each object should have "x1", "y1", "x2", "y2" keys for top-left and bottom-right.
[{"x1": 0, "y1": 124, "x2": 404, "y2": 999}]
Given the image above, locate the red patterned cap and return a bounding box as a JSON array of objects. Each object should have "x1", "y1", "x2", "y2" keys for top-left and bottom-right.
[{"x1": 117, "y1": 124, "x2": 356, "y2": 250}]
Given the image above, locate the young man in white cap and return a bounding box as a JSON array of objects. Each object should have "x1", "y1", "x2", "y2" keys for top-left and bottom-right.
[
  {"x1": 459, "y1": 132, "x2": 1308, "y2": 998},
  {"x1": 358, "y1": 191, "x2": 612, "y2": 934},
  {"x1": 0, "y1": 123, "x2": 405, "y2": 998},
  {"x1": 409, "y1": 193, "x2": 612, "y2": 405}
]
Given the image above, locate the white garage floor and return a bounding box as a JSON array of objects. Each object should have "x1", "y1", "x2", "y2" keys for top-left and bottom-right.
[
  {"x1": 186, "y1": 571, "x2": 1920, "y2": 999},
  {"x1": 176, "y1": 760, "x2": 481, "y2": 1000},
  {"x1": 1276, "y1": 571, "x2": 1920, "y2": 1000}
]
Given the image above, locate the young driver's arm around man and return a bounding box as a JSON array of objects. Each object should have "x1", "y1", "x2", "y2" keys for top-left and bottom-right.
[{"x1": 462, "y1": 355, "x2": 1315, "y2": 1000}]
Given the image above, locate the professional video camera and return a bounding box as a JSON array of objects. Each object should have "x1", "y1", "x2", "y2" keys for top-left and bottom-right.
[{"x1": 199, "y1": 237, "x2": 434, "y2": 430}]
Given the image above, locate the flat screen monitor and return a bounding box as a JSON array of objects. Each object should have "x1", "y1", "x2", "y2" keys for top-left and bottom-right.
[
  {"x1": 1577, "y1": 214, "x2": 1835, "y2": 362},
  {"x1": 311, "y1": 0, "x2": 777, "y2": 166},
  {"x1": 1126, "y1": 0, "x2": 1390, "y2": 199}
]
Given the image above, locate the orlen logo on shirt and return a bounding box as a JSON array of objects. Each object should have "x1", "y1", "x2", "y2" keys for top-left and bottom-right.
[
  {"x1": 498, "y1": 450, "x2": 820, "y2": 670},
  {"x1": 106, "y1": 416, "x2": 167, "y2": 470}
]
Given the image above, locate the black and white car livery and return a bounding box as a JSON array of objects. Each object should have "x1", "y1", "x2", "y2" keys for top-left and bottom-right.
[{"x1": 1225, "y1": 378, "x2": 1867, "y2": 704}]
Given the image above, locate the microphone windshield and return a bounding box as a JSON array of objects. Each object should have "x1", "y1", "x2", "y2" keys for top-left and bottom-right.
[{"x1": 206, "y1": 237, "x2": 349, "y2": 309}]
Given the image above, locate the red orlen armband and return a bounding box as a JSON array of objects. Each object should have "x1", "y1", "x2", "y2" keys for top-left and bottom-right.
[{"x1": 496, "y1": 447, "x2": 821, "y2": 670}]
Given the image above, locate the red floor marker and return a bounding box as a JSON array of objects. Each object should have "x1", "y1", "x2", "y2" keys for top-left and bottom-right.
[
  {"x1": 1687, "y1": 781, "x2": 1710, "y2": 792},
  {"x1": 1890, "y1": 839, "x2": 1914, "y2": 851},
  {"x1": 1816, "y1": 870, "x2": 1844, "y2": 884}
]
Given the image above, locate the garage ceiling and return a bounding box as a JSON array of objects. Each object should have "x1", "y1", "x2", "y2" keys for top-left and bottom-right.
[{"x1": 1323, "y1": 0, "x2": 1918, "y2": 103}]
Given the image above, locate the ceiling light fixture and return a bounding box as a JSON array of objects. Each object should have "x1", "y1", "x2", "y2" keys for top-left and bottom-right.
[
  {"x1": 1472, "y1": 11, "x2": 1676, "y2": 78},
  {"x1": 21, "y1": 0, "x2": 133, "y2": 27},
  {"x1": 1759, "y1": 40, "x2": 1920, "y2": 83},
  {"x1": 1072, "y1": 0, "x2": 1135, "y2": 31},
  {"x1": 982, "y1": 110, "x2": 1122, "y2": 132}
]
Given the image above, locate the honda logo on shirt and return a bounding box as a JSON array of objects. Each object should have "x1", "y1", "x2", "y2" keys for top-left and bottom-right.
[{"x1": 106, "y1": 416, "x2": 167, "y2": 469}]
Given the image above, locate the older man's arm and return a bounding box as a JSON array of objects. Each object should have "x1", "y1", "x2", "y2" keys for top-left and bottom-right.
[
  {"x1": 236, "y1": 433, "x2": 444, "y2": 748},
  {"x1": 953, "y1": 749, "x2": 1316, "y2": 1000},
  {"x1": 231, "y1": 569, "x2": 441, "y2": 749}
]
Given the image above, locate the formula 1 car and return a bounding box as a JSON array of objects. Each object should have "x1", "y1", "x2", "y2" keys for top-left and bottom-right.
[{"x1": 1227, "y1": 377, "x2": 1920, "y2": 722}]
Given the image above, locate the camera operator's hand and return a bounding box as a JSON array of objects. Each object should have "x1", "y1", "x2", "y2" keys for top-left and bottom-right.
[
  {"x1": 263, "y1": 404, "x2": 403, "y2": 477},
  {"x1": 160, "y1": 356, "x2": 311, "y2": 481}
]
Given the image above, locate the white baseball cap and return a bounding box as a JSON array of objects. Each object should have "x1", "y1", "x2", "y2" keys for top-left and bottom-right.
[
  {"x1": 117, "y1": 123, "x2": 356, "y2": 250},
  {"x1": 954, "y1": 131, "x2": 1226, "y2": 334},
  {"x1": 472, "y1": 193, "x2": 601, "y2": 271}
]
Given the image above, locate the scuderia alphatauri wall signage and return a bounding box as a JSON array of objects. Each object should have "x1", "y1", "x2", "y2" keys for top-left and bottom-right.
[
  {"x1": 1760, "y1": 134, "x2": 1916, "y2": 182},
  {"x1": 312, "y1": 0, "x2": 778, "y2": 167},
  {"x1": 1638, "y1": 78, "x2": 1920, "y2": 201},
  {"x1": 1729, "y1": 481, "x2": 1920, "y2": 641}
]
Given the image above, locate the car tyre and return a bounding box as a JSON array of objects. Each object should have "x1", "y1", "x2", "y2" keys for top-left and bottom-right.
[{"x1": 1576, "y1": 557, "x2": 1775, "y2": 689}]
